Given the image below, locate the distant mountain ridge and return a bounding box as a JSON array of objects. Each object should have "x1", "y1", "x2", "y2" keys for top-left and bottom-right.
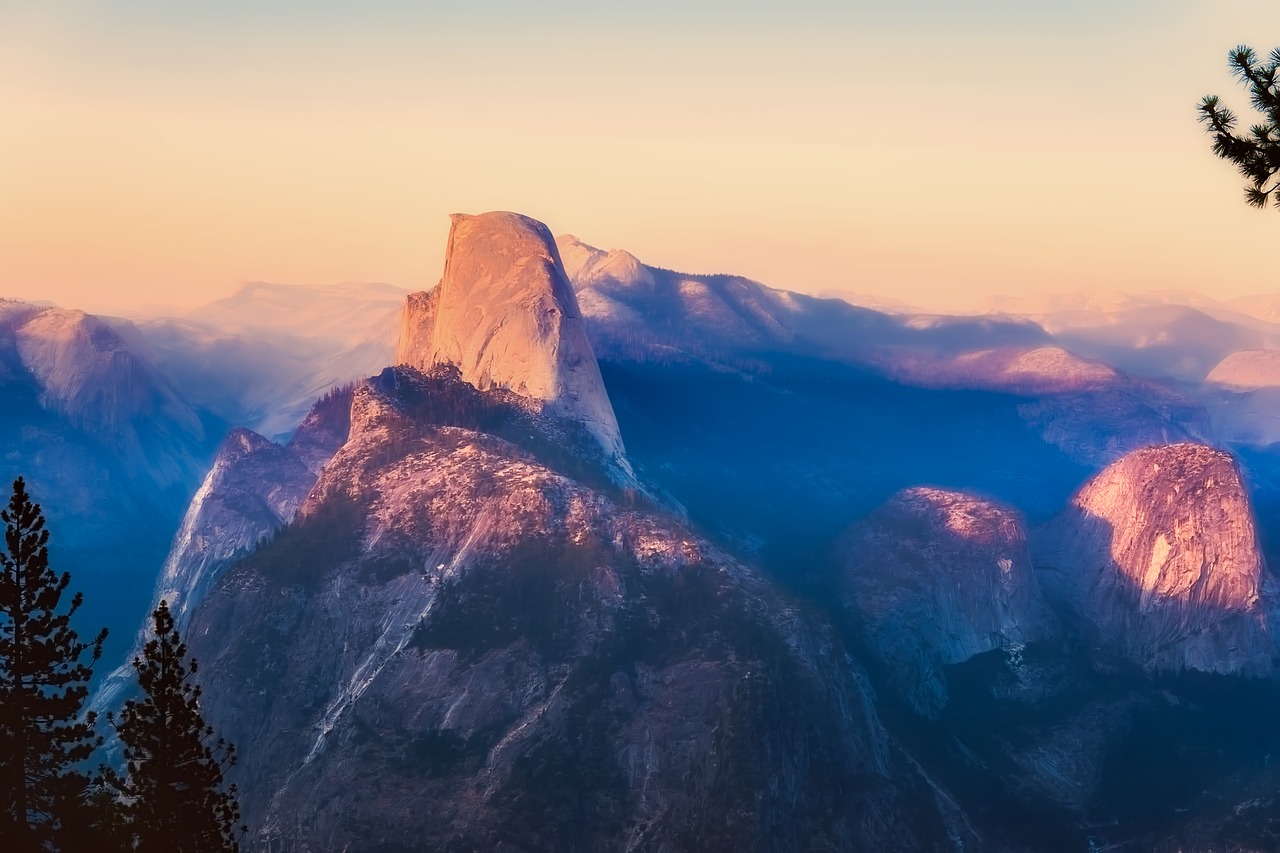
[{"x1": 0, "y1": 299, "x2": 214, "y2": 668}]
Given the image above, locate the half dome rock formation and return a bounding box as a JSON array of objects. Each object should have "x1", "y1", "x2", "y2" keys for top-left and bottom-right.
[
  {"x1": 840, "y1": 487, "x2": 1050, "y2": 716},
  {"x1": 396, "y1": 212, "x2": 627, "y2": 469},
  {"x1": 1034, "y1": 443, "x2": 1277, "y2": 674}
]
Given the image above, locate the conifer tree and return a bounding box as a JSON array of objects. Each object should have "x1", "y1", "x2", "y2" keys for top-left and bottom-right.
[
  {"x1": 1199, "y1": 45, "x2": 1280, "y2": 208},
  {"x1": 0, "y1": 476, "x2": 108, "y2": 851},
  {"x1": 104, "y1": 600, "x2": 242, "y2": 853}
]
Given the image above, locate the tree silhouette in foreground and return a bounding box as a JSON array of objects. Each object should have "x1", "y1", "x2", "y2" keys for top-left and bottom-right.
[
  {"x1": 0, "y1": 477, "x2": 107, "y2": 851},
  {"x1": 104, "y1": 600, "x2": 242, "y2": 853},
  {"x1": 1199, "y1": 45, "x2": 1280, "y2": 208}
]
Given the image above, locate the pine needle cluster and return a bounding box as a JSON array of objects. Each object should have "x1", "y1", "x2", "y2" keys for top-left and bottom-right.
[{"x1": 1199, "y1": 45, "x2": 1280, "y2": 208}]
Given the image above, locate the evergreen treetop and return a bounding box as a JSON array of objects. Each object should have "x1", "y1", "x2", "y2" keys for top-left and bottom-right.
[{"x1": 104, "y1": 599, "x2": 242, "y2": 853}]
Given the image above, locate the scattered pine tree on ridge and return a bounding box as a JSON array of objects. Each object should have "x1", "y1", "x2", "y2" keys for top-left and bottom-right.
[{"x1": 103, "y1": 600, "x2": 242, "y2": 853}]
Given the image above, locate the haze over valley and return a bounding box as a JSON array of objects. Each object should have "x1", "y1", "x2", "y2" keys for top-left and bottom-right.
[{"x1": 8, "y1": 2, "x2": 1280, "y2": 851}]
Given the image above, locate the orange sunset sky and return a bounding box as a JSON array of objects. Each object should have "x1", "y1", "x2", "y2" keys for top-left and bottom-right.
[{"x1": 2, "y1": 1, "x2": 1279, "y2": 315}]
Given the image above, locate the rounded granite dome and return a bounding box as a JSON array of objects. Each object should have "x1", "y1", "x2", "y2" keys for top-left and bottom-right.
[{"x1": 1034, "y1": 442, "x2": 1277, "y2": 675}]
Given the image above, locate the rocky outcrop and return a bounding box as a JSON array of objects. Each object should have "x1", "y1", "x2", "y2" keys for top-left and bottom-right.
[
  {"x1": 158, "y1": 385, "x2": 354, "y2": 633},
  {"x1": 152, "y1": 430, "x2": 314, "y2": 629},
  {"x1": 1033, "y1": 443, "x2": 1277, "y2": 674},
  {"x1": 841, "y1": 487, "x2": 1051, "y2": 716},
  {"x1": 186, "y1": 366, "x2": 977, "y2": 852},
  {"x1": 394, "y1": 288, "x2": 439, "y2": 379},
  {"x1": 396, "y1": 213, "x2": 627, "y2": 469},
  {"x1": 91, "y1": 387, "x2": 353, "y2": 719}
]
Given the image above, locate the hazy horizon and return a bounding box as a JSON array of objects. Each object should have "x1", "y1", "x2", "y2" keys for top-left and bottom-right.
[{"x1": 3, "y1": 2, "x2": 1280, "y2": 316}]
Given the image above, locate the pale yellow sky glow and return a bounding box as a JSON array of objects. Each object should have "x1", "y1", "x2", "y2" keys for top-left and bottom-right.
[{"x1": 2, "y1": 2, "x2": 1279, "y2": 315}]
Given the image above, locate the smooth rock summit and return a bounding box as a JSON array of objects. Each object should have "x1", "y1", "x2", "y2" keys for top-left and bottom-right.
[{"x1": 397, "y1": 212, "x2": 627, "y2": 467}]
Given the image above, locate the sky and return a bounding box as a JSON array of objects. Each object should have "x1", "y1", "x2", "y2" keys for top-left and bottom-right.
[{"x1": 1, "y1": 0, "x2": 1279, "y2": 315}]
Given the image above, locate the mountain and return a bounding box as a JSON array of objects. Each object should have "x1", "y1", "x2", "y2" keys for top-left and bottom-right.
[
  {"x1": 3, "y1": 302, "x2": 206, "y2": 486},
  {"x1": 873, "y1": 345, "x2": 1120, "y2": 394},
  {"x1": 556, "y1": 236, "x2": 1207, "y2": 469},
  {"x1": 0, "y1": 299, "x2": 212, "y2": 665},
  {"x1": 839, "y1": 487, "x2": 1052, "y2": 717},
  {"x1": 557, "y1": 234, "x2": 1050, "y2": 365},
  {"x1": 176, "y1": 215, "x2": 979, "y2": 851},
  {"x1": 1198, "y1": 351, "x2": 1280, "y2": 447},
  {"x1": 1225, "y1": 293, "x2": 1280, "y2": 325},
  {"x1": 190, "y1": 368, "x2": 975, "y2": 851},
  {"x1": 89, "y1": 386, "x2": 353, "y2": 720},
  {"x1": 867, "y1": 344, "x2": 1207, "y2": 465},
  {"x1": 1033, "y1": 443, "x2": 1277, "y2": 675},
  {"x1": 132, "y1": 281, "x2": 405, "y2": 440},
  {"x1": 398, "y1": 213, "x2": 629, "y2": 470}
]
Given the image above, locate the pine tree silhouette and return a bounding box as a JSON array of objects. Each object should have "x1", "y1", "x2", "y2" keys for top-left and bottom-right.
[
  {"x1": 104, "y1": 600, "x2": 242, "y2": 853},
  {"x1": 1199, "y1": 45, "x2": 1280, "y2": 208},
  {"x1": 0, "y1": 477, "x2": 108, "y2": 851}
]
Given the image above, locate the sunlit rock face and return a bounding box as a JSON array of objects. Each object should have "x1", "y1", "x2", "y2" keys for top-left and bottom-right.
[
  {"x1": 396, "y1": 212, "x2": 627, "y2": 468},
  {"x1": 841, "y1": 487, "x2": 1051, "y2": 716},
  {"x1": 395, "y1": 287, "x2": 439, "y2": 379},
  {"x1": 1034, "y1": 443, "x2": 1277, "y2": 675},
  {"x1": 155, "y1": 386, "x2": 354, "y2": 633}
]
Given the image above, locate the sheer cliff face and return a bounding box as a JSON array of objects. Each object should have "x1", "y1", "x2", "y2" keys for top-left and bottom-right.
[
  {"x1": 841, "y1": 487, "x2": 1051, "y2": 716},
  {"x1": 154, "y1": 387, "x2": 354, "y2": 634},
  {"x1": 185, "y1": 368, "x2": 974, "y2": 852},
  {"x1": 396, "y1": 212, "x2": 627, "y2": 467},
  {"x1": 91, "y1": 388, "x2": 354, "y2": 719},
  {"x1": 1034, "y1": 443, "x2": 1277, "y2": 675}
]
